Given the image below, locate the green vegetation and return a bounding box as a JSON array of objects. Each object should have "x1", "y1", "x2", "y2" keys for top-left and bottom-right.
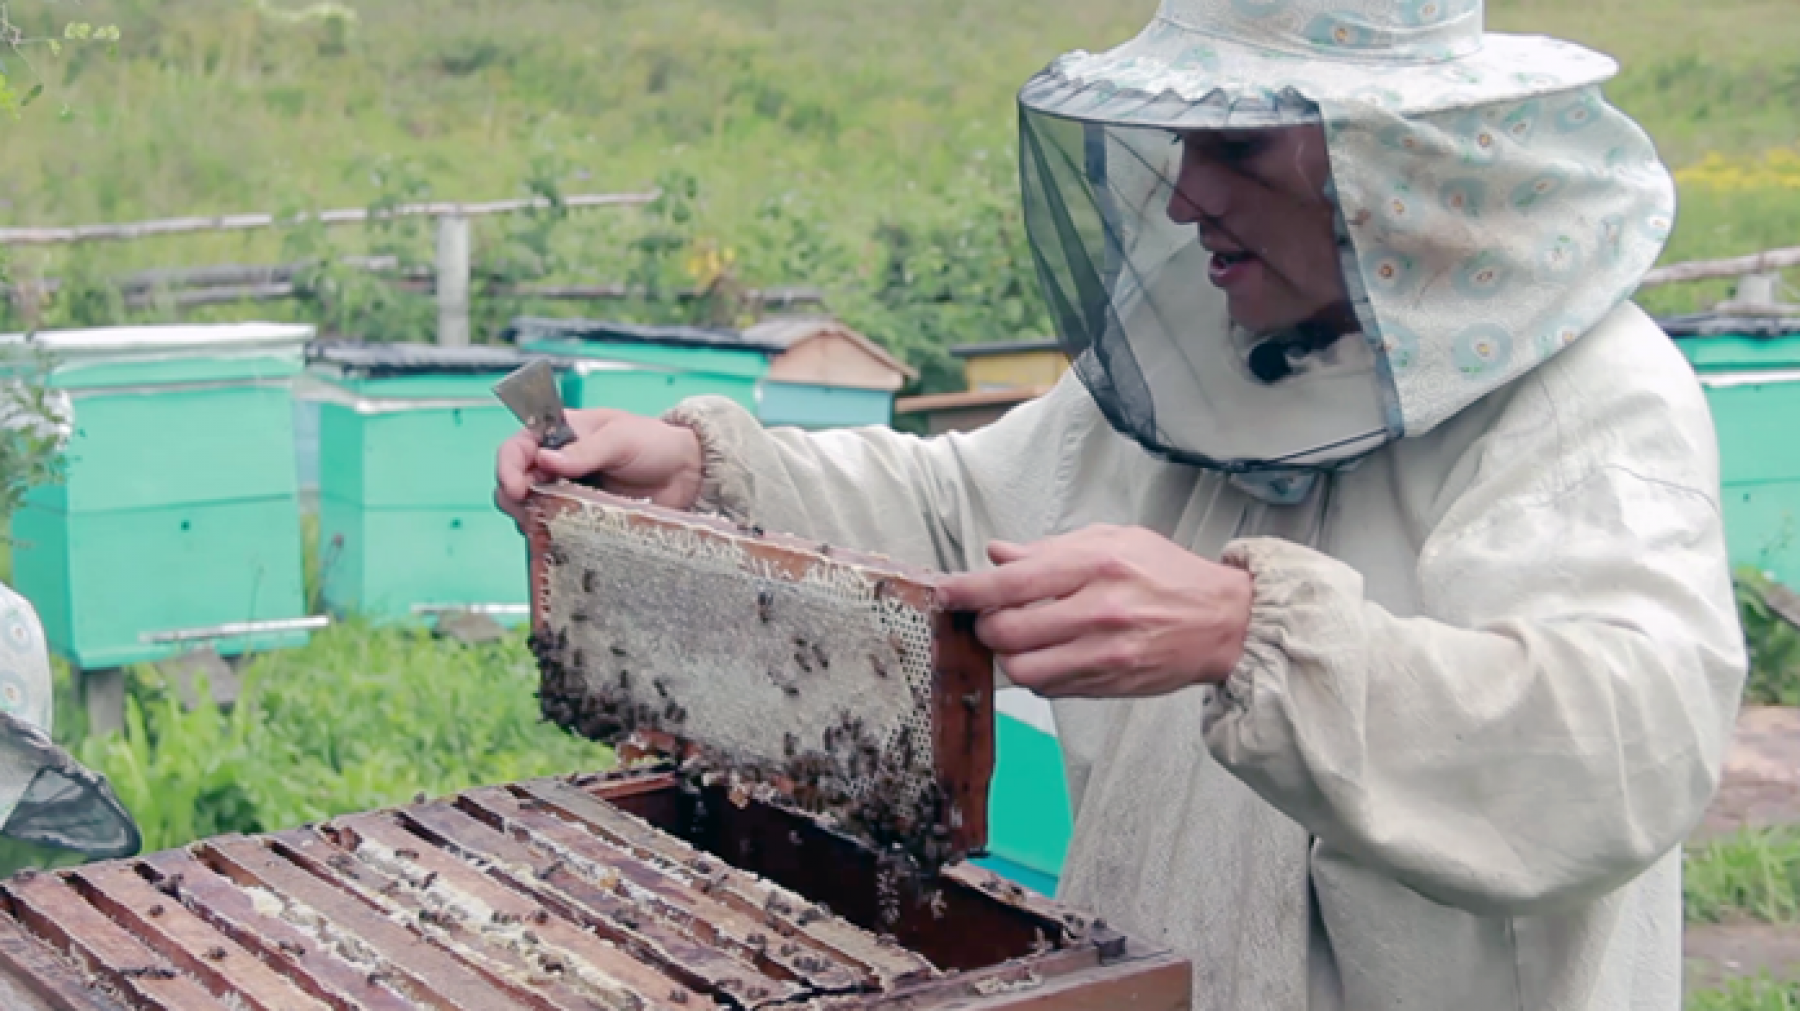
[
  {"x1": 1, "y1": 4, "x2": 1799, "y2": 1000},
  {"x1": 1680, "y1": 829, "x2": 1800, "y2": 1009},
  {"x1": 1687, "y1": 829, "x2": 1800, "y2": 926},
  {"x1": 84, "y1": 620, "x2": 612, "y2": 853},
  {"x1": 1739, "y1": 568, "x2": 1800, "y2": 706},
  {"x1": 0, "y1": 618, "x2": 612, "y2": 875},
  {"x1": 0, "y1": 0, "x2": 1793, "y2": 385},
  {"x1": 1692, "y1": 978, "x2": 1800, "y2": 1011},
  {"x1": 0, "y1": 344, "x2": 66, "y2": 531}
]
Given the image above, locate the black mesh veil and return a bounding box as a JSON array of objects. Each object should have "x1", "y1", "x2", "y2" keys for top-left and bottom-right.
[
  {"x1": 0, "y1": 711, "x2": 141, "y2": 859},
  {"x1": 1019, "y1": 106, "x2": 1398, "y2": 474}
]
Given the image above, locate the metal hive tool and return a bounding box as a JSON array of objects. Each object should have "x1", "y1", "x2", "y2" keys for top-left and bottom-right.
[
  {"x1": 0, "y1": 769, "x2": 1192, "y2": 1010},
  {"x1": 521, "y1": 484, "x2": 996, "y2": 871}
]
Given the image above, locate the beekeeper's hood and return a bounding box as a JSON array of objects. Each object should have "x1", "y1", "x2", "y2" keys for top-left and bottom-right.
[
  {"x1": 0, "y1": 585, "x2": 139, "y2": 859},
  {"x1": 1018, "y1": 0, "x2": 1675, "y2": 502}
]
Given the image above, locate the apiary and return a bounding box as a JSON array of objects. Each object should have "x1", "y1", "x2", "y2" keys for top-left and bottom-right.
[
  {"x1": 0, "y1": 486, "x2": 1190, "y2": 1008},
  {"x1": 2, "y1": 323, "x2": 317, "y2": 670}
]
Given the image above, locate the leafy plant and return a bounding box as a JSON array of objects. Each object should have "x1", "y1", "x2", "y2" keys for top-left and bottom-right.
[
  {"x1": 1686, "y1": 827, "x2": 1800, "y2": 924},
  {"x1": 622, "y1": 168, "x2": 704, "y2": 324},
  {"x1": 0, "y1": 341, "x2": 65, "y2": 535},
  {"x1": 280, "y1": 157, "x2": 443, "y2": 342},
  {"x1": 36, "y1": 251, "x2": 124, "y2": 329},
  {"x1": 1735, "y1": 567, "x2": 1800, "y2": 705},
  {"x1": 81, "y1": 671, "x2": 266, "y2": 851},
  {"x1": 0, "y1": 3, "x2": 121, "y2": 120},
  {"x1": 1690, "y1": 977, "x2": 1800, "y2": 1011},
  {"x1": 253, "y1": 1, "x2": 357, "y2": 57},
  {"x1": 72, "y1": 620, "x2": 613, "y2": 855}
]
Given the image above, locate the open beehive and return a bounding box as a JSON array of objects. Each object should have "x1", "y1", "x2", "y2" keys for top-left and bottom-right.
[
  {"x1": 0, "y1": 768, "x2": 1190, "y2": 1009},
  {"x1": 0, "y1": 485, "x2": 1192, "y2": 1008},
  {"x1": 521, "y1": 484, "x2": 996, "y2": 871}
]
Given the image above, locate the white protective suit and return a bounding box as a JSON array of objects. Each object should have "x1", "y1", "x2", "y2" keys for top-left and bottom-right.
[
  {"x1": 648, "y1": 0, "x2": 1746, "y2": 1006},
  {"x1": 665, "y1": 295, "x2": 1743, "y2": 1010}
]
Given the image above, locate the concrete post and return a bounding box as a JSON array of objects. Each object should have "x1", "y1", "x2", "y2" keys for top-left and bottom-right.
[
  {"x1": 1738, "y1": 272, "x2": 1781, "y2": 307},
  {"x1": 436, "y1": 214, "x2": 471, "y2": 346}
]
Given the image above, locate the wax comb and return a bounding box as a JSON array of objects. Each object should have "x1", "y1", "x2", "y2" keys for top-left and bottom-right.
[{"x1": 522, "y1": 484, "x2": 996, "y2": 869}]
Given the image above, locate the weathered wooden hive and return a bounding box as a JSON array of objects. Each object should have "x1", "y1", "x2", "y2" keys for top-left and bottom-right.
[
  {"x1": 0, "y1": 768, "x2": 1189, "y2": 1009},
  {"x1": 0, "y1": 486, "x2": 1192, "y2": 1009}
]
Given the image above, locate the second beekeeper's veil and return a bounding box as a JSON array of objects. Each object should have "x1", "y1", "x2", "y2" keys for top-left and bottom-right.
[
  {"x1": 1017, "y1": 0, "x2": 1676, "y2": 491},
  {"x1": 0, "y1": 584, "x2": 140, "y2": 859}
]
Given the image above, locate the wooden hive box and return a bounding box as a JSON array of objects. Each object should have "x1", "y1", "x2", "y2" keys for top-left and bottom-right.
[{"x1": 0, "y1": 768, "x2": 1190, "y2": 1009}]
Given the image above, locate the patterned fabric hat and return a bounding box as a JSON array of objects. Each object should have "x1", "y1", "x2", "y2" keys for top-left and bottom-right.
[
  {"x1": 1020, "y1": 0, "x2": 1623, "y2": 128},
  {"x1": 1015, "y1": 0, "x2": 1677, "y2": 488}
]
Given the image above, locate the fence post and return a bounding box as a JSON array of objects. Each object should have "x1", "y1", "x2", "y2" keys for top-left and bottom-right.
[
  {"x1": 84, "y1": 669, "x2": 125, "y2": 738},
  {"x1": 436, "y1": 214, "x2": 471, "y2": 346},
  {"x1": 1738, "y1": 272, "x2": 1781, "y2": 307},
  {"x1": 11, "y1": 277, "x2": 45, "y2": 331}
]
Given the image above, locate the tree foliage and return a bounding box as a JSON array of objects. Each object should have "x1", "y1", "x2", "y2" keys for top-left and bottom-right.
[
  {"x1": 0, "y1": 2, "x2": 120, "y2": 119},
  {"x1": 0, "y1": 2, "x2": 122, "y2": 530}
]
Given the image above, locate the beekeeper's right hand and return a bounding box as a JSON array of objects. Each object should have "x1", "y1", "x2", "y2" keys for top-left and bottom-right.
[{"x1": 494, "y1": 408, "x2": 704, "y2": 528}]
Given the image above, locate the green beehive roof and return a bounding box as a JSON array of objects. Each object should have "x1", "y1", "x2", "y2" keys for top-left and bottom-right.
[
  {"x1": 307, "y1": 339, "x2": 552, "y2": 378},
  {"x1": 305, "y1": 339, "x2": 568, "y2": 400},
  {"x1": 1660, "y1": 312, "x2": 1800, "y2": 373},
  {"x1": 501, "y1": 317, "x2": 786, "y2": 354},
  {"x1": 505, "y1": 317, "x2": 775, "y2": 381}
]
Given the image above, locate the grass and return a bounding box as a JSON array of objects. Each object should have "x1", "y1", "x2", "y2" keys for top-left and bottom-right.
[
  {"x1": 1738, "y1": 569, "x2": 1800, "y2": 707},
  {"x1": 0, "y1": 615, "x2": 614, "y2": 875},
  {"x1": 1675, "y1": 828, "x2": 1800, "y2": 1009},
  {"x1": 0, "y1": 498, "x2": 613, "y2": 877},
  {"x1": 0, "y1": 0, "x2": 1792, "y2": 354},
  {"x1": 98, "y1": 617, "x2": 614, "y2": 850},
  {"x1": 1687, "y1": 829, "x2": 1800, "y2": 926},
  {"x1": 1692, "y1": 978, "x2": 1800, "y2": 1011},
  {"x1": 1687, "y1": 569, "x2": 1800, "y2": 1008}
]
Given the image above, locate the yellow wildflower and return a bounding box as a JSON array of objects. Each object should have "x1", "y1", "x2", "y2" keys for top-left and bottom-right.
[{"x1": 1675, "y1": 146, "x2": 1800, "y2": 192}]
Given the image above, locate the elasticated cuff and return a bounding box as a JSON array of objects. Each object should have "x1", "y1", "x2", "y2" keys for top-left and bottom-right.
[
  {"x1": 1211, "y1": 538, "x2": 1298, "y2": 717},
  {"x1": 662, "y1": 397, "x2": 759, "y2": 522}
]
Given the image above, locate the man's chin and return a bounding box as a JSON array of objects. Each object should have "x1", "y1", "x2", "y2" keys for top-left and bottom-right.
[
  {"x1": 1228, "y1": 297, "x2": 1348, "y2": 340},
  {"x1": 1227, "y1": 304, "x2": 1301, "y2": 337}
]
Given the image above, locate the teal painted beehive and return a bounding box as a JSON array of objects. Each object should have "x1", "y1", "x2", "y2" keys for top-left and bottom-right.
[
  {"x1": 2, "y1": 323, "x2": 318, "y2": 669},
  {"x1": 744, "y1": 317, "x2": 916, "y2": 430},
  {"x1": 974, "y1": 689, "x2": 1074, "y2": 896},
  {"x1": 504, "y1": 317, "x2": 777, "y2": 418},
  {"x1": 1664, "y1": 312, "x2": 1800, "y2": 587},
  {"x1": 305, "y1": 341, "x2": 561, "y2": 624}
]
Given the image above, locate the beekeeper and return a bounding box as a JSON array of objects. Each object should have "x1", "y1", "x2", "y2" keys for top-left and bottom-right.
[
  {"x1": 497, "y1": 0, "x2": 1746, "y2": 1006},
  {"x1": 0, "y1": 583, "x2": 140, "y2": 860}
]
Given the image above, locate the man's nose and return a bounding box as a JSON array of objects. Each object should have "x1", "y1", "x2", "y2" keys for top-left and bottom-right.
[{"x1": 1166, "y1": 158, "x2": 1233, "y2": 225}]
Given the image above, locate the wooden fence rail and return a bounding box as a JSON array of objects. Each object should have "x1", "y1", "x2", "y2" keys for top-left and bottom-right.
[
  {"x1": 0, "y1": 192, "x2": 659, "y2": 247},
  {"x1": 1, "y1": 251, "x2": 828, "y2": 319},
  {"x1": 0, "y1": 191, "x2": 660, "y2": 344},
  {"x1": 1639, "y1": 246, "x2": 1800, "y2": 288},
  {"x1": 6, "y1": 191, "x2": 1795, "y2": 339}
]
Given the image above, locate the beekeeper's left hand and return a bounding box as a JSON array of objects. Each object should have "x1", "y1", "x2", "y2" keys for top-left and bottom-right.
[{"x1": 940, "y1": 525, "x2": 1253, "y2": 698}]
